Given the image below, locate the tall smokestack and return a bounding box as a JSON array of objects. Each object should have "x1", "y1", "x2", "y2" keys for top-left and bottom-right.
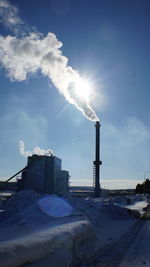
[{"x1": 93, "y1": 121, "x2": 102, "y2": 197}]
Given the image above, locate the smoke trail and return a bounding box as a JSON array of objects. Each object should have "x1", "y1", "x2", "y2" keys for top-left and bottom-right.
[
  {"x1": 0, "y1": 0, "x2": 99, "y2": 121},
  {"x1": 19, "y1": 141, "x2": 32, "y2": 157},
  {"x1": 0, "y1": 0, "x2": 23, "y2": 32},
  {"x1": 19, "y1": 141, "x2": 54, "y2": 157}
]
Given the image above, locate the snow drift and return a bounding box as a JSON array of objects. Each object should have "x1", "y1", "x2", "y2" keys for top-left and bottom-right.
[{"x1": 0, "y1": 191, "x2": 148, "y2": 266}]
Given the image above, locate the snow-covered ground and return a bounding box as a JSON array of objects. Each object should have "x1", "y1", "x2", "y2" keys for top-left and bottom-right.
[
  {"x1": 120, "y1": 201, "x2": 148, "y2": 215},
  {"x1": 119, "y1": 221, "x2": 150, "y2": 267},
  {"x1": 0, "y1": 190, "x2": 149, "y2": 266}
]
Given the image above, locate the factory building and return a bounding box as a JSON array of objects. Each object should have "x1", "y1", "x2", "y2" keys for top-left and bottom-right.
[
  {"x1": 55, "y1": 170, "x2": 69, "y2": 195},
  {"x1": 17, "y1": 154, "x2": 69, "y2": 195}
]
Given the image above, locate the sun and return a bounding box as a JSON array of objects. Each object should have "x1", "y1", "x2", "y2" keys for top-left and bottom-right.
[{"x1": 74, "y1": 78, "x2": 92, "y2": 101}]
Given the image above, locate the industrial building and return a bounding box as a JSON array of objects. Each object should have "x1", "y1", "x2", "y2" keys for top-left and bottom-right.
[
  {"x1": 17, "y1": 154, "x2": 69, "y2": 195},
  {"x1": 3, "y1": 120, "x2": 101, "y2": 198}
]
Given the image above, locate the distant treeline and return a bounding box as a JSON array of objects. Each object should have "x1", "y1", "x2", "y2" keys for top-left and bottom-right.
[{"x1": 135, "y1": 179, "x2": 150, "y2": 194}]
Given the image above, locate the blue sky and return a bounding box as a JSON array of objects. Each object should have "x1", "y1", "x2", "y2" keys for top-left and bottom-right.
[{"x1": 0, "y1": 0, "x2": 150, "y2": 189}]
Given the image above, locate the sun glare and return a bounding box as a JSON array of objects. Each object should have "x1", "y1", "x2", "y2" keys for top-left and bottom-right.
[{"x1": 74, "y1": 78, "x2": 92, "y2": 101}]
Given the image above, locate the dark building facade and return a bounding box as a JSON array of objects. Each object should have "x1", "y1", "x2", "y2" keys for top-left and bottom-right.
[{"x1": 17, "y1": 155, "x2": 69, "y2": 195}]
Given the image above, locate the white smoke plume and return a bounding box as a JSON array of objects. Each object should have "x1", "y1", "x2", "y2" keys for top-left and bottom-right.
[
  {"x1": 0, "y1": 0, "x2": 23, "y2": 31},
  {"x1": 0, "y1": 0, "x2": 99, "y2": 121},
  {"x1": 19, "y1": 141, "x2": 54, "y2": 157}
]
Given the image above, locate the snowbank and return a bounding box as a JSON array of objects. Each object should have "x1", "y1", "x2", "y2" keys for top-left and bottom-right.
[
  {"x1": 0, "y1": 220, "x2": 96, "y2": 266},
  {"x1": 0, "y1": 191, "x2": 97, "y2": 266},
  {"x1": 0, "y1": 190, "x2": 147, "y2": 266}
]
